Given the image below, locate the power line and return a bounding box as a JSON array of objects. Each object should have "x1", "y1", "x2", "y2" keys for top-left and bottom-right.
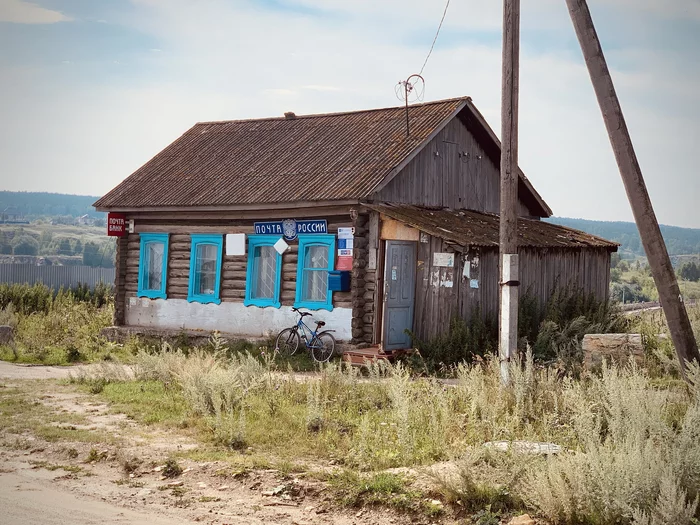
[{"x1": 419, "y1": 0, "x2": 451, "y2": 76}]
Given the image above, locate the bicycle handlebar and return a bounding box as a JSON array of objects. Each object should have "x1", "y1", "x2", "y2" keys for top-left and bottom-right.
[{"x1": 292, "y1": 307, "x2": 311, "y2": 317}]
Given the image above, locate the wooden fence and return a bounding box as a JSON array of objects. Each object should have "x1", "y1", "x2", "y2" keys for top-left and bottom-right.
[{"x1": 0, "y1": 264, "x2": 115, "y2": 290}]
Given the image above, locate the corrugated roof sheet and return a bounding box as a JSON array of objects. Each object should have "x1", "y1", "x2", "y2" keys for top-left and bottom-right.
[
  {"x1": 95, "y1": 98, "x2": 468, "y2": 209},
  {"x1": 367, "y1": 203, "x2": 618, "y2": 250}
]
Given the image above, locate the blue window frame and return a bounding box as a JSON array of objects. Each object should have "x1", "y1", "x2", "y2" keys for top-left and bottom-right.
[
  {"x1": 294, "y1": 234, "x2": 335, "y2": 311},
  {"x1": 244, "y1": 235, "x2": 282, "y2": 308},
  {"x1": 137, "y1": 233, "x2": 169, "y2": 299},
  {"x1": 187, "y1": 234, "x2": 223, "y2": 305}
]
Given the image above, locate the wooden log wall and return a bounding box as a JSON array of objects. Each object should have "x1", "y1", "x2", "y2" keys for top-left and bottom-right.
[
  {"x1": 120, "y1": 216, "x2": 357, "y2": 310},
  {"x1": 124, "y1": 233, "x2": 140, "y2": 299},
  {"x1": 114, "y1": 236, "x2": 128, "y2": 325},
  {"x1": 349, "y1": 214, "x2": 375, "y2": 344},
  {"x1": 374, "y1": 118, "x2": 536, "y2": 217},
  {"x1": 167, "y1": 234, "x2": 191, "y2": 299}
]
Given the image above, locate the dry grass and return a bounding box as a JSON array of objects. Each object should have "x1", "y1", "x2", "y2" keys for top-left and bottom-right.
[{"x1": 79, "y1": 343, "x2": 700, "y2": 524}]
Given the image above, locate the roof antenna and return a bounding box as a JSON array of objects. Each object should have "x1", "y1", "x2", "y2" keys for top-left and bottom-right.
[{"x1": 395, "y1": 74, "x2": 425, "y2": 137}]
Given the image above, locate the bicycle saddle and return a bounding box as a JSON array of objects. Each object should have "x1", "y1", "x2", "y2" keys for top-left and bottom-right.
[{"x1": 316, "y1": 321, "x2": 326, "y2": 327}]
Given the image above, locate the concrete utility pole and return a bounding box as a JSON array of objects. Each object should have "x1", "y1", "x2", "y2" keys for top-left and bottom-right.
[
  {"x1": 565, "y1": 0, "x2": 700, "y2": 378},
  {"x1": 499, "y1": 0, "x2": 521, "y2": 384}
]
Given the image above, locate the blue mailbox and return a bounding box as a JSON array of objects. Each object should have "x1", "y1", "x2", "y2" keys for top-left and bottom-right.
[{"x1": 328, "y1": 270, "x2": 351, "y2": 292}]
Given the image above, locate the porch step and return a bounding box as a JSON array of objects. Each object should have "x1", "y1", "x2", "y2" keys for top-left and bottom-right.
[{"x1": 341, "y1": 345, "x2": 410, "y2": 366}]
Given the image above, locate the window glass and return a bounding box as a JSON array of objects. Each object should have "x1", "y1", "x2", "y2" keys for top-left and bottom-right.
[
  {"x1": 253, "y1": 245, "x2": 277, "y2": 299},
  {"x1": 195, "y1": 244, "x2": 218, "y2": 296},
  {"x1": 145, "y1": 242, "x2": 164, "y2": 291},
  {"x1": 302, "y1": 245, "x2": 329, "y2": 303}
]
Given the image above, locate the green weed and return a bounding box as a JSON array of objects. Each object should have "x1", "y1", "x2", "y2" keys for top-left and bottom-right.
[
  {"x1": 329, "y1": 471, "x2": 423, "y2": 512},
  {"x1": 162, "y1": 458, "x2": 183, "y2": 479}
]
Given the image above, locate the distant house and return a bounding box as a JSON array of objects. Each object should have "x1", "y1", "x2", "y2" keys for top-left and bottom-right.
[
  {"x1": 95, "y1": 97, "x2": 618, "y2": 348},
  {"x1": 75, "y1": 214, "x2": 95, "y2": 226},
  {"x1": 2, "y1": 206, "x2": 23, "y2": 223}
]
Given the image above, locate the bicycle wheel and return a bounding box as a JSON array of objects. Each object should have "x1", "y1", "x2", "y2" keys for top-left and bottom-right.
[
  {"x1": 275, "y1": 328, "x2": 300, "y2": 356},
  {"x1": 310, "y1": 332, "x2": 335, "y2": 363}
]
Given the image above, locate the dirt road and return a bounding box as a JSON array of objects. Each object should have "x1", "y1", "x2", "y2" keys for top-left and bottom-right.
[
  {"x1": 0, "y1": 360, "x2": 78, "y2": 380},
  {"x1": 0, "y1": 363, "x2": 199, "y2": 525},
  {"x1": 1, "y1": 468, "x2": 197, "y2": 525},
  {"x1": 0, "y1": 362, "x2": 423, "y2": 525}
]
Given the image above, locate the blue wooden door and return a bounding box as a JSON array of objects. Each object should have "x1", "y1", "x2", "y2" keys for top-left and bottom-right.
[{"x1": 383, "y1": 241, "x2": 416, "y2": 351}]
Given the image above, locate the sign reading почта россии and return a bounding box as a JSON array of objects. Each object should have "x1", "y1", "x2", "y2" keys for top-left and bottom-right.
[{"x1": 253, "y1": 219, "x2": 327, "y2": 241}]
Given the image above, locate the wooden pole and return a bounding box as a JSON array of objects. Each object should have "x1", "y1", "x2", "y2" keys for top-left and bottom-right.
[
  {"x1": 499, "y1": 0, "x2": 520, "y2": 384},
  {"x1": 565, "y1": 0, "x2": 700, "y2": 377}
]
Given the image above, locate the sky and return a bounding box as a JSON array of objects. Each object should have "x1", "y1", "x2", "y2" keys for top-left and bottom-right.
[{"x1": 0, "y1": 0, "x2": 698, "y2": 228}]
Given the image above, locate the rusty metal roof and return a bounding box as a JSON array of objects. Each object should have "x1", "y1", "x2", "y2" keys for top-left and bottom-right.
[
  {"x1": 94, "y1": 97, "x2": 550, "y2": 215},
  {"x1": 367, "y1": 203, "x2": 618, "y2": 250}
]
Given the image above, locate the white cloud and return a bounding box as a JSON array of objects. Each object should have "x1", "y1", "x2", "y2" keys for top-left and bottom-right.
[{"x1": 0, "y1": 0, "x2": 71, "y2": 24}]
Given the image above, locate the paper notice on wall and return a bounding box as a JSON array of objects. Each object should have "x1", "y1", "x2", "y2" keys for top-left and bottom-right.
[
  {"x1": 225, "y1": 234, "x2": 246, "y2": 256},
  {"x1": 338, "y1": 227, "x2": 354, "y2": 239},
  {"x1": 433, "y1": 252, "x2": 455, "y2": 268},
  {"x1": 274, "y1": 238, "x2": 289, "y2": 255},
  {"x1": 470, "y1": 279, "x2": 479, "y2": 289}
]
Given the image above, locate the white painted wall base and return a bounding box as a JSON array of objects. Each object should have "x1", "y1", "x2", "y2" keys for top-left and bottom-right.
[{"x1": 125, "y1": 298, "x2": 353, "y2": 341}]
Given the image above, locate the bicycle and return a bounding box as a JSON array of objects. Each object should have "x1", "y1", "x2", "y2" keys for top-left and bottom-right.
[{"x1": 275, "y1": 307, "x2": 336, "y2": 362}]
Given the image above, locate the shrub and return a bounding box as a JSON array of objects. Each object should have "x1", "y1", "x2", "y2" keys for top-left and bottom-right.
[
  {"x1": 522, "y1": 286, "x2": 627, "y2": 368},
  {"x1": 413, "y1": 286, "x2": 626, "y2": 371},
  {"x1": 0, "y1": 287, "x2": 114, "y2": 364},
  {"x1": 134, "y1": 345, "x2": 267, "y2": 448},
  {"x1": 523, "y1": 362, "x2": 700, "y2": 524},
  {"x1": 408, "y1": 313, "x2": 497, "y2": 372},
  {"x1": 0, "y1": 283, "x2": 53, "y2": 315},
  {"x1": 0, "y1": 304, "x2": 18, "y2": 329},
  {"x1": 0, "y1": 282, "x2": 113, "y2": 315}
]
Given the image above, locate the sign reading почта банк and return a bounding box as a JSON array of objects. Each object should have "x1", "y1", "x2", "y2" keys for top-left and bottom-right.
[{"x1": 107, "y1": 213, "x2": 126, "y2": 237}]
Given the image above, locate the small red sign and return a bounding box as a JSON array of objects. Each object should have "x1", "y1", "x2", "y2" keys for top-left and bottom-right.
[
  {"x1": 107, "y1": 213, "x2": 127, "y2": 236},
  {"x1": 336, "y1": 255, "x2": 353, "y2": 271}
]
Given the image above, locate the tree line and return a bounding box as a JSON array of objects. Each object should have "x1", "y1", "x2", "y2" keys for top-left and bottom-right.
[
  {"x1": 547, "y1": 217, "x2": 700, "y2": 257},
  {"x1": 0, "y1": 229, "x2": 115, "y2": 268},
  {"x1": 0, "y1": 191, "x2": 103, "y2": 219}
]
